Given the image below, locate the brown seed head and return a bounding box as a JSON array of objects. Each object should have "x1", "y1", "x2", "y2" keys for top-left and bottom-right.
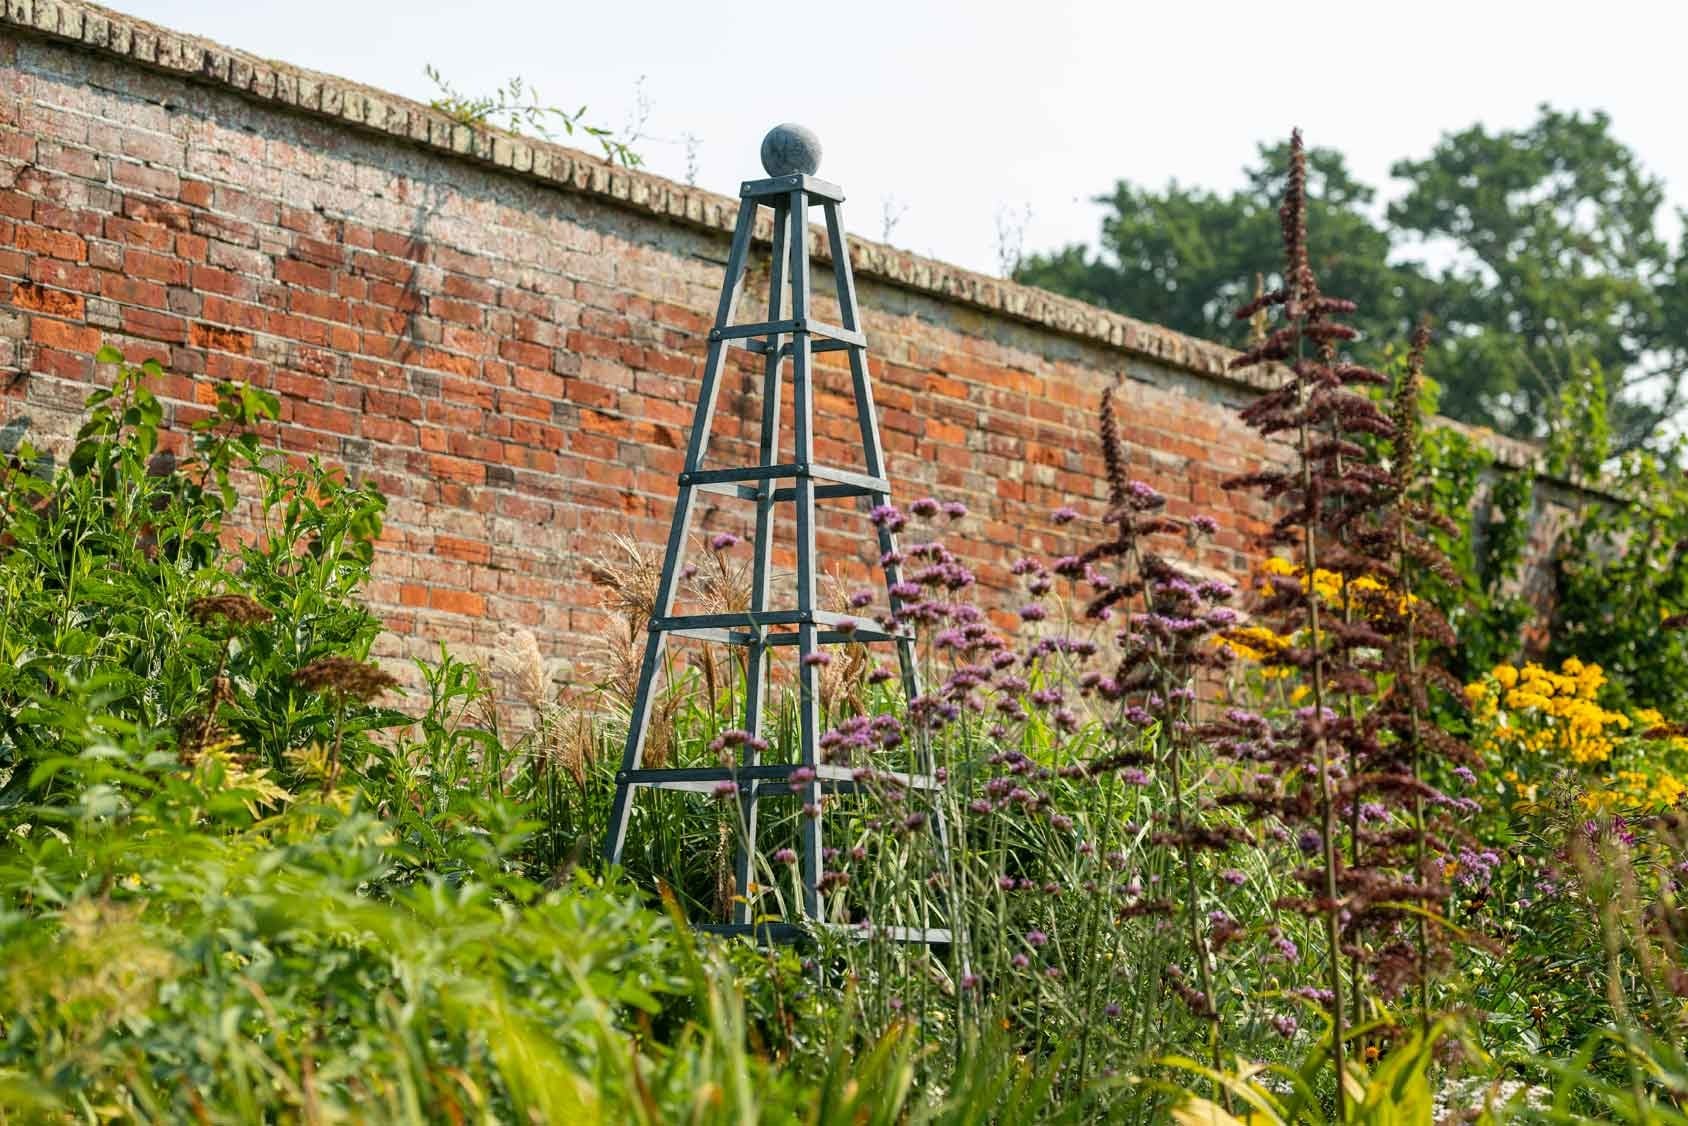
[
  {"x1": 189, "y1": 594, "x2": 273, "y2": 628},
  {"x1": 292, "y1": 657, "x2": 400, "y2": 702}
]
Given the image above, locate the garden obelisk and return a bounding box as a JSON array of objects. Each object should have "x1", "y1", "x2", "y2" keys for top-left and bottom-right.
[{"x1": 601, "y1": 126, "x2": 952, "y2": 947}]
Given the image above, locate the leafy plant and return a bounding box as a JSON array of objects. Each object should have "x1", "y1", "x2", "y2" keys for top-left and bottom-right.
[
  {"x1": 1553, "y1": 448, "x2": 1688, "y2": 715},
  {"x1": 424, "y1": 64, "x2": 643, "y2": 167}
]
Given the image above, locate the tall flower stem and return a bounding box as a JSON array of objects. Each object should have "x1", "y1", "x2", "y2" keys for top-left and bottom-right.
[
  {"x1": 1073, "y1": 771, "x2": 1119, "y2": 1091},
  {"x1": 1399, "y1": 517, "x2": 1433, "y2": 1029},
  {"x1": 1294, "y1": 349, "x2": 1349, "y2": 1116},
  {"x1": 1167, "y1": 712, "x2": 1224, "y2": 1082},
  {"x1": 1118, "y1": 513, "x2": 1224, "y2": 1096}
]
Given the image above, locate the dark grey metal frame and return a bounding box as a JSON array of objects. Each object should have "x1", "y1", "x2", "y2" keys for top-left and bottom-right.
[{"x1": 601, "y1": 171, "x2": 951, "y2": 947}]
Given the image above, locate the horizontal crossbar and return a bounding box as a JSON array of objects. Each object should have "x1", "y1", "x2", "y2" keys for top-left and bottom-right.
[
  {"x1": 653, "y1": 608, "x2": 814, "y2": 630},
  {"x1": 745, "y1": 337, "x2": 856, "y2": 356},
  {"x1": 616, "y1": 763, "x2": 938, "y2": 793},
  {"x1": 710, "y1": 319, "x2": 865, "y2": 348},
  {"x1": 694, "y1": 481, "x2": 874, "y2": 502},
  {"x1": 661, "y1": 627, "x2": 904, "y2": 646},
  {"x1": 738, "y1": 173, "x2": 845, "y2": 203},
  {"x1": 680, "y1": 465, "x2": 888, "y2": 494},
  {"x1": 650, "y1": 609, "x2": 906, "y2": 643},
  {"x1": 698, "y1": 921, "x2": 953, "y2": 946}
]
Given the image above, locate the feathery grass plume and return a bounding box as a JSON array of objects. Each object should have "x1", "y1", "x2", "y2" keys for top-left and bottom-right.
[
  {"x1": 502, "y1": 628, "x2": 598, "y2": 790},
  {"x1": 509, "y1": 627, "x2": 550, "y2": 714},
  {"x1": 713, "y1": 817, "x2": 736, "y2": 922},
  {"x1": 819, "y1": 571, "x2": 873, "y2": 717},
  {"x1": 582, "y1": 534, "x2": 677, "y2": 765},
  {"x1": 584, "y1": 533, "x2": 663, "y2": 640},
  {"x1": 692, "y1": 535, "x2": 754, "y2": 615},
  {"x1": 1221, "y1": 128, "x2": 1411, "y2": 1111}
]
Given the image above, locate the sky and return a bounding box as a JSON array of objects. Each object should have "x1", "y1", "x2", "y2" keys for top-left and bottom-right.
[{"x1": 115, "y1": 0, "x2": 1688, "y2": 278}]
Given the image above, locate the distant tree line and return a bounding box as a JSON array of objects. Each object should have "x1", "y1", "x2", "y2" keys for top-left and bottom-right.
[{"x1": 1017, "y1": 106, "x2": 1688, "y2": 455}]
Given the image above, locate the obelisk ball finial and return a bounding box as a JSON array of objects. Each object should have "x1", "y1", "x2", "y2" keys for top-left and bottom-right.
[{"x1": 760, "y1": 123, "x2": 822, "y2": 177}]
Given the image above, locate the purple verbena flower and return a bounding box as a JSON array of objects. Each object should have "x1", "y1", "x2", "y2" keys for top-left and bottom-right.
[{"x1": 869, "y1": 505, "x2": 906, "y2": 531}]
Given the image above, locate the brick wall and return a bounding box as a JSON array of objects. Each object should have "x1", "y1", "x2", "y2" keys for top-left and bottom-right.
[{"x1": 0, "y1": 3, "x2": 1555, "y2": 687}]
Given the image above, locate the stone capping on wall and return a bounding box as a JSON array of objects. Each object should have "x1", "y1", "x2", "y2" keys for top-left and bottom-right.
[{"x1": 2, "y1": 0, "x2": 1550, "y2": 478}]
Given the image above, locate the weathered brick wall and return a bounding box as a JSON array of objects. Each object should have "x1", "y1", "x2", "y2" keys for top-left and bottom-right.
[{"x1": 0, "y1": 3, "x2": 1552, "y2": 685}]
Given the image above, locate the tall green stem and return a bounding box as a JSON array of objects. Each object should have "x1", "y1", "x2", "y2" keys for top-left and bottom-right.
[
  {"x1": 1397, "y1": 522, "x2": 1433, "y2": 1030},
  {"x1": 1295, "y1": 378, "x2": 1349, "y2": 1118}
]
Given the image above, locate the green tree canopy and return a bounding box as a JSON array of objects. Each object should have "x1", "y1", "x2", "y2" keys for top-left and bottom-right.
[
  {"x1": 1389, "y1": 107, "x2": 1686, "y2": 453},
  {"x1": 1018, "y1": 106, "x2": 1687, "y2": 455},
  {"x1": 1016, "y1": 142, "x2": 1427, "y2": 357}
]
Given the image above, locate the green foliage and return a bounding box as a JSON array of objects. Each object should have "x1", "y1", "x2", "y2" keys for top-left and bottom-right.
[
  {"x1": 1543, "y1": 362, "x2": 1612, "y2": 483},
  {"x1": 1391, "y1": 106, "x2": 1685, "y2": 453},
  {"x1": 0, "y1": 356, "x2": 840, "y2": 1121},
  {"x1": 4, "y1": 351, "x2": 1685, "y2": 1122},
  {"x1": 1411, "y1": 425, "x2": 1534, "y2": 681},
  {"x1": 1552, "y1": 448, "x2": 1688, "y2": 713},
  {"x1": 1161, "y1": 1017, "x2": 1466, "y2": 1125},
  {"x1": 1019, "y1": 106, "x2": 1686, "y2": 452},
  {"x1": 1015, "y1": 140, "x2": 1424, "y2": 364},
  {"x1": 0, "y1": 707, "x2": 819, "y2": 1121},
  {"x1": 0, "y1": 350, "x2": 389, "y2": 807},
  {"x1": 424, "y1": 64, "x2": 643, "y2": 167}
]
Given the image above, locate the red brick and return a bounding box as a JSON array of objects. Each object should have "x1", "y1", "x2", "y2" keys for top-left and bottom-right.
[
  {"x1": 428, "y1": 587, "x2": 485, "y2": 616},
  {"x1": 31, "y1": 317, "x2": 101, "y2": 352},
  {"x1": 292, "y1": 399, "x2": 357, "y2": 434},
  {"x1": 190, "y1": 322, "x2": 254, "y2": 355},
  {"x1": 17, "y1": 225, "x2": 85, "y2": 260},
  {"x1": 126, "y1": 248, "x2": 190, "y2": 285},
  {"x1": 11, "y1": 281, "x2": 83, "y2": 317},
  {"x1": 121, "y1": 307, "x2": 188, "y2": 343},
  {"x1": 33, "y1": 345, "x2": 92, "y2": 379},
  {"x1": 99, "y1": 273, "x2": 167, "y2": 308},
  {"x1": 435, "y1": 535, "x2": 491, "y2": 564},
  {"x1": 277, "y1": 257, "x2": 333, "y2": 290}
]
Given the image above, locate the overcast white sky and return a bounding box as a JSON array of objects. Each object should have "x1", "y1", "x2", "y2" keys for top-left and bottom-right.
[{"x1": 114, "y1": 0, "x2": 1688, "y2": 277}]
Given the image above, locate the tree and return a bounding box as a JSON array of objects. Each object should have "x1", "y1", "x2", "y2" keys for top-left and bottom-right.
[
  {"x1": 1015, "y1": 142, "x2": 1428, "y2": 361},
  {"x1": 1020, "y1": 108, "x2": 1687, "y2": 454},
  {"x1": 1389, "y1": 106, "x2": 1686, "y2": 453}
]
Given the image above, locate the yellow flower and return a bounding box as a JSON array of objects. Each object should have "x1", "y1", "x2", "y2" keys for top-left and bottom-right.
[
  {"x1": 1651, "y1": 774, "x2": 1686, "y2": 807},
  {"x1": 1579, "y1": 789, "x2": 1618, "y2": 812},
  {"x1": 1220, "y1": 625, "x2": 1291, "y2": 663},
  {"x1": 1492, "y1": 665, "x2": 1519, "y2": 689}
]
